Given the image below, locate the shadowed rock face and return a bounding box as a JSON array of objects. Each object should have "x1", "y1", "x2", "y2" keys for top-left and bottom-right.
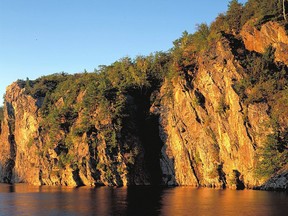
[
  {"x1": 258, "y1": 164, "x2": 288, "y2": 191},
  {"x1": 0, "y1": 21, "x2": 287, "y2": 190}
]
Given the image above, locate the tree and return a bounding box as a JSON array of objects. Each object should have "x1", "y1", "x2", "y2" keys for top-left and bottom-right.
[
  {"x1": 173, "y1": 31, "x2": 191, "y2": 49},
  {"x1": 25, "y1": 77, "x2": 32, "y2": 93},
  {"x1": 255, "y1": 131, "x2": 288, "y2": 178},
  {"x1": 0, "y1": 106, "x2": 4, "y2": 122},
  {"x1": 259, "y1": 0, "x2": 282, "y2": 17},
  {"x1": 210, "y1": 13, "x2": 230, "y2": 34},
  {"x1": 226, "y1": 0, "x2": 243, "y2": 34},
  {"x1": 193, "y1": 23, "x2": 210, "y2": 51}
]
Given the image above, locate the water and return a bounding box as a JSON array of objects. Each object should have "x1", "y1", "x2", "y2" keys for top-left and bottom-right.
[{"x1": 0, "y1": 184, "x2": 287, "y2": 216}]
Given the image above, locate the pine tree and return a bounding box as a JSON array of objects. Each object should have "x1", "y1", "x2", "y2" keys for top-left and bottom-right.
[{"x1": 226, "y1": 0, "x2": 243, "y2": 34}]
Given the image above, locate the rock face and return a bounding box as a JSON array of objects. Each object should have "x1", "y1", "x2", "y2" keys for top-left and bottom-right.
[
  {"x1": 259, "y1": 165, "x2": 288, "y2": 191},
  {"x1": 241, "y1": 20, "x2": 288, "y2": 64},
  {"x1": 157, "y1": 38, "x2": 268, "y2": 188},
  {"x1": 0, "y1": 84, "x2": 41, "y2": 185},
  {"x1": 0, "y1": 83, "x2": 151, "y2": 186},
  {"x1": 0, "y1": 21, "x2": 287, "y2": 190}
]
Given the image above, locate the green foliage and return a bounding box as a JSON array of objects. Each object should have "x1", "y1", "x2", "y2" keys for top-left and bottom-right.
[
  {"x1": 58, "y1": 152, "x2": 74, "y2": 169},
  {"x1": 209, "y1": 0, "x2": 287, "y2": 36},
  {"x1": 27, "y1": 138, "x2": 34, "y2": 148},
  {"x1": 105, "y1": 169, "x2": 113, "y2": 181},
  {"x1": 0, "y1": 106, "x2": 3, "y2": 122},
  {"x1": 259, "y1": 0, "x2": 282, "y2": 17},
  {"x1": 255, "y1": 130, "x2": 288, "y2": 178},
  {"x1": 233, "y1": 45, "x2": 287, "y2": 105},
  {"x1": 24, "y1": 73, "x2": 69, "y2": 98},
  {"x1": 216, "y1": 97, "x2": 230, "y2": 114},
  {"x1": 39, "y1": 105, "x2": 78, "y2": 151},
  {"x1": 241, "y1": 0, "x2": 286, "y2": 27},
  {"x1": 25, "y1": 77, "x2": 32, "y2": 92},
  {"x1": 270, "y1": 87, "x2": 288, "y2": 121},
  {"x1": 226, "y1": 0, "x2": 243, "y2": 33},
  {"x1": 193, "y1": 151, "x2": 202, "y2": 165},
  {"x1": 209, "y1": 14, "x2": 228, "y2": 41},
  {"x1": 193, "y1": 23, "x2": 210, "y2": 51},
  {"x1": 172, "y1": 23, "x2": 211, "y2": 67},
  {"x1": 245, "y1": 80, "x2": 276, "y2": 104},
  {"x1": 105, "y1": 130, "x2": 117, "y2": 149}
]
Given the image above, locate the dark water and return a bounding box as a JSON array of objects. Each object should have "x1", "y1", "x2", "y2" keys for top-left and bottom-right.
[{"x1": 0, "y1": 184, "x2": 287, "y2": 216}]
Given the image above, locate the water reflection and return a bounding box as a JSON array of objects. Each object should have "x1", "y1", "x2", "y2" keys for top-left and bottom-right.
[
  {"x1": 160, "y1": 187, "x2": 288, "y2": 216},
  {"x1": 0, "y1": 184, "x2": 287, "y2": 216},
  {"x1": 126, "y1": 186, "x2": 163, "y2": 215}
]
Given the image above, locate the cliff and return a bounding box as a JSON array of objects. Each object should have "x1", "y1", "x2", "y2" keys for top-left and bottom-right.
[
  {"x1": 241, "y1": 20, "x2": 288, "y2": 64},
  {"x1": 0, "y1": 81, "x2": 151, "y2": 186},
  {"x1": 0, "y1": 19, "x2": 287, "y2": 190},
  {"x1": 157, "y1": 34, "x2": 286, "y2": 189}
]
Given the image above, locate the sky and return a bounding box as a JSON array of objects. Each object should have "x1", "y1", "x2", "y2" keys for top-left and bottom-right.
[{"x1": 0, "y1": 0, "x2": 247, "y2": 105}]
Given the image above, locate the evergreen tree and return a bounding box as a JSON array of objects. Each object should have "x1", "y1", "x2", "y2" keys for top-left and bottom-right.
[
  {"x1": 0, "y1": 106, "x2": 3, "y2": 122},
  {"x1": 226, "y1": 0, "x2": 243, "y2": 34},
  {"x1": 193, "y1": 23, "x2": 210, "y2": 51}
]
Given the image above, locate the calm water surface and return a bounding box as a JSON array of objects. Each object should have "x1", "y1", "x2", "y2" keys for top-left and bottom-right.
[{"x1": 0, "y1": 183, "x2": 287, "y2": 216}]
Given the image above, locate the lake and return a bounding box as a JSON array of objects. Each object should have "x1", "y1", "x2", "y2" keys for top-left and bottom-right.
[{"x1": 0, "y1": 184, "x2": 287, "y2": 216}]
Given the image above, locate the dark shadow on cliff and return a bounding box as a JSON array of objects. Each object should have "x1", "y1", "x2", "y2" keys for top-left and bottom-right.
[
  {"x1": 0, "y1": 160, "x2": 16, "y2": 185},
  {"x1": 232, "y1": 170, "x2": 245, "y2": 190},
  {"x1": 126, "y1": 86, "x2": 164, "y2": 185},
  {"x1": 217, "y1": 164, "x2": 227, "y2": 189}
]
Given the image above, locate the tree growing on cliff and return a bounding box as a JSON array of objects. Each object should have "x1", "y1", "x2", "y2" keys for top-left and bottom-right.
[
  {"x1": 226, "y1": 0, "x2": 243, "y2": 33},
  {"x1": 193, "y1": 23, "x2": 210, "y2": 51},
  {"x1": 252, "y1": 0, "x2": 283, "y2": 20},
  {"x1": 255, "y1": 130, "x2": 288, "y2": 178},
  {"x1": 0, "y1": 106, "x2": 3, "y2": 122}
]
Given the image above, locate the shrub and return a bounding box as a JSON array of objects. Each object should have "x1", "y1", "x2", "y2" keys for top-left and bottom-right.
[
  {"x1": 216, "y1": 97, "x2": 230, "y2": 114},
  {"x1": 58, "y1": 152, "x2": 74, "y2": 169}
]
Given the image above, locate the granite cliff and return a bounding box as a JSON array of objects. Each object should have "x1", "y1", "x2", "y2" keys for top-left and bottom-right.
[{"x1": 0, "y1": 11, "x2": 288, "y2": 190}]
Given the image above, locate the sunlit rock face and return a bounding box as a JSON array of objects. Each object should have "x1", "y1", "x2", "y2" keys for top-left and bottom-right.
[
  {"x1": 241, "y1": 20, "x2": 288, "y2": 65},
  {"x1": 157, "y1": 38, "x2": 259, "y2": 188},
  {"x1": 0, "y1": 83, "x2": 41, "y2": 185}
]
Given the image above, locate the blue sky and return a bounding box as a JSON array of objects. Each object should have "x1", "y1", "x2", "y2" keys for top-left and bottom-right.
[{"x1": 0, "y1": 0, "x2": 247, "y2": 105}]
